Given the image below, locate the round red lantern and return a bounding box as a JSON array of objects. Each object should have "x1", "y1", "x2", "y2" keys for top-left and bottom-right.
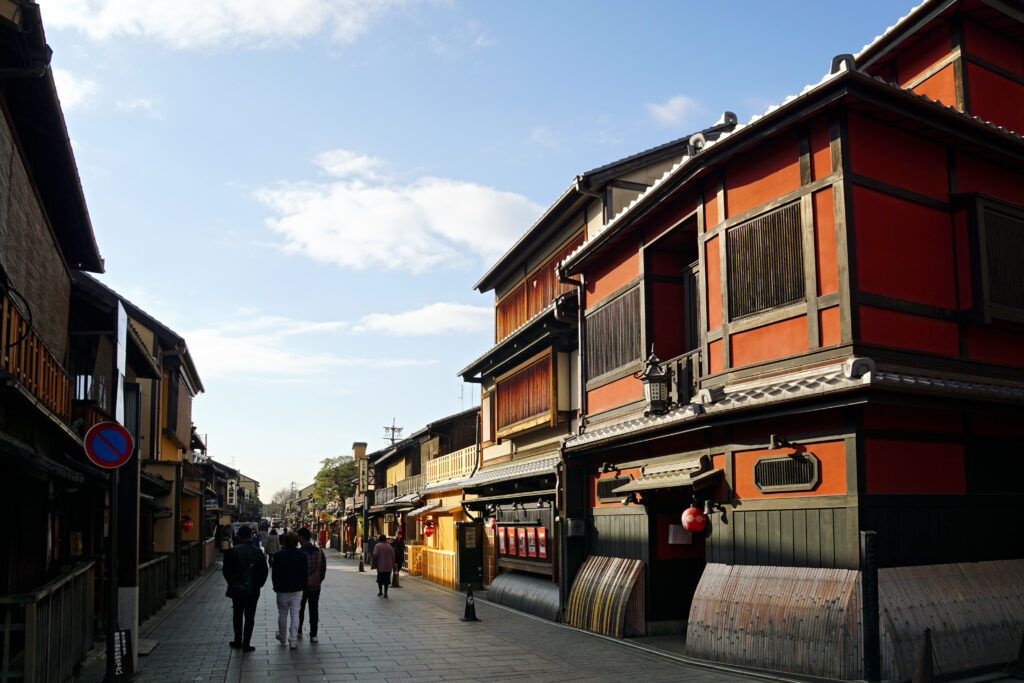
[
  {"x1": 181, "y1": 516, "x2": 194, "y2": 532},
  {"x1": 423, "y1": 522, "x2": 435, "y2": 537},
  {"x1": 681, "y1": 506, "x2": 706, "y2": 533}
]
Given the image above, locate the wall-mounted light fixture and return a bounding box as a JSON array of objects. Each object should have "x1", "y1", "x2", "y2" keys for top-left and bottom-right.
[
  {"x1": 635, "y1": 348, "x2": 671, "y2": 416},
  {"x1": 770, "y1": 434, "x2": 796, "y2": 450}
]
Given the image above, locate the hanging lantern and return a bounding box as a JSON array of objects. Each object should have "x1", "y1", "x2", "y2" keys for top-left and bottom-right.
[
  {"x1": 423, "y1": 522, "x2": 435, "y2": 537},
  {"x1": 636, "y1": 349, "x2": 670, "y2": 416},
  {"x1": 181, "y1": 516, "x2": 194, "y2": 532},
  {"x1": 681, "y1": 506, "x2": 706, "y2": 533}
]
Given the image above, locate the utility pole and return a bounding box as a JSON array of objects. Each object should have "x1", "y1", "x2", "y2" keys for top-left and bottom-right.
[{"x1": 383, "y1": 418, "x2": 403, "y2": 445}]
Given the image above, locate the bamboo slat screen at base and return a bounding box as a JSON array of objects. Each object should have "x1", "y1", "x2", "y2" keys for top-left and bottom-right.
[
  {"x1": 566, "y1": 555, "x2": 645, "y2": 638},
  {"x1": 418, "y1": 548, "x2": 457, "y2": 589},
  {"x1": 686, "y1": 559, "x2": 1024, "y2": 681}
]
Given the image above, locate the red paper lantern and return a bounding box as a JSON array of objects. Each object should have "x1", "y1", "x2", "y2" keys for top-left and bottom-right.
[
  {"x1": 681, "y1": 506, "x2": 706, "y2": 533},
  {"x1": 423, "y1": 522, "x2": 435, "y2": 537},
  {"x1": 181, "y1": 516, "x2": 194, "y2": 532}
]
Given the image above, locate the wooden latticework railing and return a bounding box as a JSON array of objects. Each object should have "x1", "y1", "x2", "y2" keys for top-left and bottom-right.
[
  {"x1": 425, "y1": 445, "x2": 477, "y2": 484},
  {"x1": 0, "y1": 561, "x2": 95, "y2": 683},
  {"x1": 1, "y1": 293, "x2": 72, "y2": 422},
  {"x1": 411, "y1": 546, "x2": 457, "y2": 589},
  {"x1": 396, "y1": 473, "x2": 425, "y2": 497}
]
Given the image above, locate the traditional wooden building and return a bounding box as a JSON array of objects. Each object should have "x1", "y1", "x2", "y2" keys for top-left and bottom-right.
[
  {"x1": 458, "y1": 115, "x2": 737, "y2": 620},
  {"x1": 556, "y1": 0, "x2": 1024, "y2": 678}
]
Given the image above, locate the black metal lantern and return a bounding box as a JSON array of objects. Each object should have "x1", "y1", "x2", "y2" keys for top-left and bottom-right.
[{"x1": 636, "y1": 350, "x2": 670, "y2": 416}]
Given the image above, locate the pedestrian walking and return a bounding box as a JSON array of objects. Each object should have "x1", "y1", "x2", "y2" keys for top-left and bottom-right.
[
  {"x1": 221, "y1": 526, "x2": 268, "y2": 653},
  {"x1": 264, "y1": 528, "x2": 281, "y2": 566},
  {"x1": 391, "y1": 530, "x2": 405, "y2": 587},
  {"x1": 271, "y1": 532, "x2": 307, "y2": 649},
  {"x1": 297, "y1": 528, "x2": 326, "y2": 642},
  {"x1": 371, "y1": 534, "x2": 394, "y2": 598}
]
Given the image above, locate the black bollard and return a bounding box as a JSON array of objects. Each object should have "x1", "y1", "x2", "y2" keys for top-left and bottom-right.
[
  {"x1": 460, "y1": 585, "x2": 480, "y2": 622},
  {"x1": 392, "y1": 570, "x2": 401, "y2": 588},
  {"x1": 358, "y1": 554, "x2": 365, "y2": 572},
  {"x1": 911, "y1": 628, "x2": 934, "y2": 683}
]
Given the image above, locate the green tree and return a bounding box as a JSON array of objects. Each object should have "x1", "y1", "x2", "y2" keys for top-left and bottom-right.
[{"x1": 313, "y1": 455, "x2": 358, "y2": 506}]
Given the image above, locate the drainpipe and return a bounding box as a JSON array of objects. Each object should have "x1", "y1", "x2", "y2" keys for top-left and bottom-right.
[{"x1": 557, "y1": 265, "x2": 586, "y2": 434}]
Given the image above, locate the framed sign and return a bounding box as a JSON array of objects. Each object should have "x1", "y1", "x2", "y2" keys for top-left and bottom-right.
[
  {"x1": 537, "y1": 528, "x2": 547, "y2": 558},
  {"x1": 526, "y1": 528, "x2": 537, "y2": 557},
  {"x1": 498, "y1": 527, "x2": 506, "y2": 554},
  {"x1": 506, "y1": 528, "x2": 516, "y2": 556},
  {"x1": 517, "y1": 528, "x2": 527, "y2": 556}
]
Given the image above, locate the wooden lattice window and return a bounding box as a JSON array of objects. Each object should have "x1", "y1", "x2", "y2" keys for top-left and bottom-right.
[
  {"x1": 982, "y1": 207, "x2": 1024, "y2": 313},
  {"x1": 496, "y1": 354, "x2": 552, "y2": 433},
  {"x1": 753, "y1": 453, "x2": 819, "y2": 493},
  {"x1": 586, "y1": 286, "x2": 641, "y2": 380},
  {"x1": 728, "y1": 202, "x2": 804, "y2": 319}
]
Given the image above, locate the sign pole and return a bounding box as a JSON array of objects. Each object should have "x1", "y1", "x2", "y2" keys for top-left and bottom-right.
[{"x1": 105, "y1": 466, "x2": 119, "y2": 681}]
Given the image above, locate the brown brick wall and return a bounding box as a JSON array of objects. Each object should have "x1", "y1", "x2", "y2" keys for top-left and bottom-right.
[{"x1": 0, "y1": 100, "x2": 71, "y2": 362}]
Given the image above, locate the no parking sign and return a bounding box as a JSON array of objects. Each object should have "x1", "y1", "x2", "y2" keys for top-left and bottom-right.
[{"x1": 84, "y1": 422, "x2": 134, "y2": 469}]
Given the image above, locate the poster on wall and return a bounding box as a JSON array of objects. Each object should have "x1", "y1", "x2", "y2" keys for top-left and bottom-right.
[
  {"x1": 517, "y1": 528, "x2": 527, "y2": 556},
  {"x1": 498, "y1": 527, "x2": 506, "y2": 554},
  {"x1": 537, "y1": 528, "x2": 547, "y2": 558},
  {"x1": 506, "y1": 528, "x2": 516, "y2": 556},
  {"x1": 526, "y1": 528, "x2": 537, "y2": 557}
]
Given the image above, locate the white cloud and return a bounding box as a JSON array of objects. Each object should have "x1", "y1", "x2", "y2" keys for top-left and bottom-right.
[
  {"x1": 647, "y1": 94, "x2": 704, "y2": 128},
  {"x1": 52, "y1": 67, "x2": 98, "y2": 110},
  {"x1": 255, "y1": 149, "x2": 543, "y2": 273},
  {"x1": 429, "y1": 20, "x2": 495, "y2": 57},
  {"x1": 41, "y1": 0, "x2": 415, "y2": 50},
  {"x1": 183, "y1": 315, "x2": 432, "y2": 380},
  {"x1": 354, "y1": 302, "x2": 490, "y2": 335},
  {"x1": 116, "y1": 97, "x2": 162, "y2": 118}
]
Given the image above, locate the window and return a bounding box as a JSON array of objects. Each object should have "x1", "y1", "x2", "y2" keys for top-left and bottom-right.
[
  {"x1": 979, "y1": 203, "x2": 1024, "y2": 322},
  {"x1": 596, "y1": 475, "x2": 633, "y2": 503},
  {"x1": 586, "y1": 286, "x2": 641, "y2": 381},
  {"x1": 753, "y1": 452, "x2": 819, "y2": 493},
  {"x1": 496, "y1": 354, "x2": 552, "y2": 435},
  {"x1": 727, "y1": 202, "x2": 804, "y2": 319}
]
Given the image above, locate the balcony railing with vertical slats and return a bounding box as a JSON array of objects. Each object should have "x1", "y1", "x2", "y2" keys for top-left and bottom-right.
[
  {"x1": 1, "y1": 293, "x2": 72, "y2": 423},
  {"x1": 425, "y1": 445, "x2": 478, "y2": 484},
  {"x1": 396, "y1": 473, "x2": 425, "y2": 497}
]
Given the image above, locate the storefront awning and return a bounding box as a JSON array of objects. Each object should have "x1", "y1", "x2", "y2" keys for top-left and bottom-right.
[
  {"x1": 385, "y1": 492, "x2": 420, "y2": 510},
  {"x1": 140, "y1": 493, "x2": 171, "y2": 514},
  {"x1": 408, "y1": 500, "x2": 441, "y2": 517},
  {"x1": 462, "y1": 489, "x2": 556, "y2": 510},
  {"x1": 460, "y1": 454, "x2": 559, "y2": 491},
  {"x1": 612, "y1": 455, "x2": 721, "y2": 494}
]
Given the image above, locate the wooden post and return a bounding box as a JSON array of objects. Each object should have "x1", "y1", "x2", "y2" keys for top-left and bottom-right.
[{"x1": 861, "y1": 530, "x2": 880, "y2": 682}]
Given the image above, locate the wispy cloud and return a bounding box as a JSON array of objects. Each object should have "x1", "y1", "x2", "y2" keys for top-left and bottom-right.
[
  {"x1": 116, "y1": 97, "x2": 162, "y2": 119},
  {"x1": 52, "y1": 67, "x2": 98, "y2": 110},
  {"x1": 646, "y1": 94, "x2": 704, "y2": 128},
  {"x1": 428, "y1": 20, "x2": 495, "y2": 57},
  {"x1": 254, "y1": 149, "x2": 543, "y2": 273},
  {"x1": 183, "y1": 315, "x2": 433, "y2": 380},
  {"x1": 42, "y1": 0, "x2": 417, "y2": 50},
  {"x1": 530, "y1": 126, "x2": 559, "y2": 150},
  {"x1": 354, "y1": 302, "x2": 490, "y2": 335}
]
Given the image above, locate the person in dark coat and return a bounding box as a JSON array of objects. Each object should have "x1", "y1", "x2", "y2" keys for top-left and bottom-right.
[
  {"x1": 297, "y1": 528, "x2": 327, "y2": 642},
  {"x1": 271, "y1": 532, "x2": 307, "y2": 648},
  {"x1": 371, "y1": 534, "x2": 394, "y2": 598},
  {"x1": 390, "y1": 530, "x2": 406, "y2": 587},
  {"x1": 222, "y1": 526, "x2": 268, "y2": 652}
]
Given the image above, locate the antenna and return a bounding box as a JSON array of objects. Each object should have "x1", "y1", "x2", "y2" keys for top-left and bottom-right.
[
  {"x1": 383, "y1": 417, "x2": 403, "y2": 445},
  {"x1": 458, "y1": 384, "x2": 464, "y2": 410}
]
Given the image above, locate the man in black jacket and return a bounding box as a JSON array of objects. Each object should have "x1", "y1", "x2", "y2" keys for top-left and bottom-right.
[
  {"x1": 271, "y1": 532, "x2": 307, "y2": 648},
  {"x1": 297, "y1": 528, "x2": 326, "y2": 642},
  {"x1": 222, "y1": 526, "x2": 268, "y2": 652}
]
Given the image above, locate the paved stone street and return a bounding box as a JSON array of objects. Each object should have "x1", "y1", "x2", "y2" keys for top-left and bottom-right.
[{"x1": 136, "y1": 549, "x2": 758, "y2": 682}]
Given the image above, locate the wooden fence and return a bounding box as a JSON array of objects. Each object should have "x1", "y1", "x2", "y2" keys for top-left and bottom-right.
[
  {"x1": 425, "y1": 446, "x2": 477, "y2": 484},
  {"x1": 409, "y1": 546, "x2": 457, "y2": 589},
  {"x1": 0, "y1": 561, "x2": 95, "y2": 683},
  {"x1": 138, "y1": 554, "x2": 174, "y2": 623}
]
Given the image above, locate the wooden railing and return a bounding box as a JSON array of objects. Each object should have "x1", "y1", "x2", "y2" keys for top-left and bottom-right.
[
  {"x1": 415, "y1": 547, "x2": 457, "y2": 589},
  {"x1": 0, "y1": 561, "x2": 95, "y2": 683},
  {"x1": 1, "y1": 293, "x2": 72, "y2": 422},
  {"x1": 139, "y1": 554, "x2": 174, "y2": 623},
  {"x1": 372, "y1": 485, "x2": 396, "y2": 506},
  {"x1": 396, "y1": 473, "x2": 425, "y2": 497},
  {"x1": 179, "y1": 541, "x2": 203, "y2": 584},
  {"x1": 666, "y1": 348, "x2": 701, "y2": 405},
  {"x1": 426, "y1": 445, "x2": 478, "y2": 484}
]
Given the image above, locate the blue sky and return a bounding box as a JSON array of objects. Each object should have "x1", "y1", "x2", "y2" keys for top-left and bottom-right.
[{"x1": 43, "y1": 0, "x2": 910, "y2": 501}]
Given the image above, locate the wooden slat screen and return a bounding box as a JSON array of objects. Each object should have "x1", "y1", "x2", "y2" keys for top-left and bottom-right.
[
  {"x1": 727, "y1": 202, "x2": 804, "y2": 319},
  {"x1": 586, "y1": 286, "x2": 641, "y2": 380},
  {"x1": 495, "y1": 231, "x2": 585, "y2": 342},
  {"x1": 496, "y1": 355, "x2": 551, "y2": 430},
  {"x1": 984, "y1": 208, "x2": 1024, "y2": 310}
]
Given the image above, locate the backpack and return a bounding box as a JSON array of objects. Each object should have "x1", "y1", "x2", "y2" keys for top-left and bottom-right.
[
  {"x1": 305, "y1": 546, "x2": 325, "y2": 589},
  {"x1": 226, "y1": 550, "x2": 255, "y2": 599}
]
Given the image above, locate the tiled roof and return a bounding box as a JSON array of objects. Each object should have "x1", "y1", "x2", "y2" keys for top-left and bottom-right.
[
  {"x1": 854, "y1": 0, "x2": 939, "y2": 61},
  {"x1": 408, "y1": 500, "x2": 441, "y2": 517},
  {"x1": 565, "y1": 357, "x2": 1024, "y2": 452},
  {"x1": 461, "y1": 455, "x2": 560, "y2": 490},
  {"x1": 419, "y1": 475, "x2": 473, "y2": 495}
]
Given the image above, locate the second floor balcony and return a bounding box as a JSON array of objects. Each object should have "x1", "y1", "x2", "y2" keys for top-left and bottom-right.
[
  {"x1": 2, "y1": 292, "x2": 71, "y2": 423},
  {"x1": 425, "y1": 444, "x2": 478, "y2": 484}
]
